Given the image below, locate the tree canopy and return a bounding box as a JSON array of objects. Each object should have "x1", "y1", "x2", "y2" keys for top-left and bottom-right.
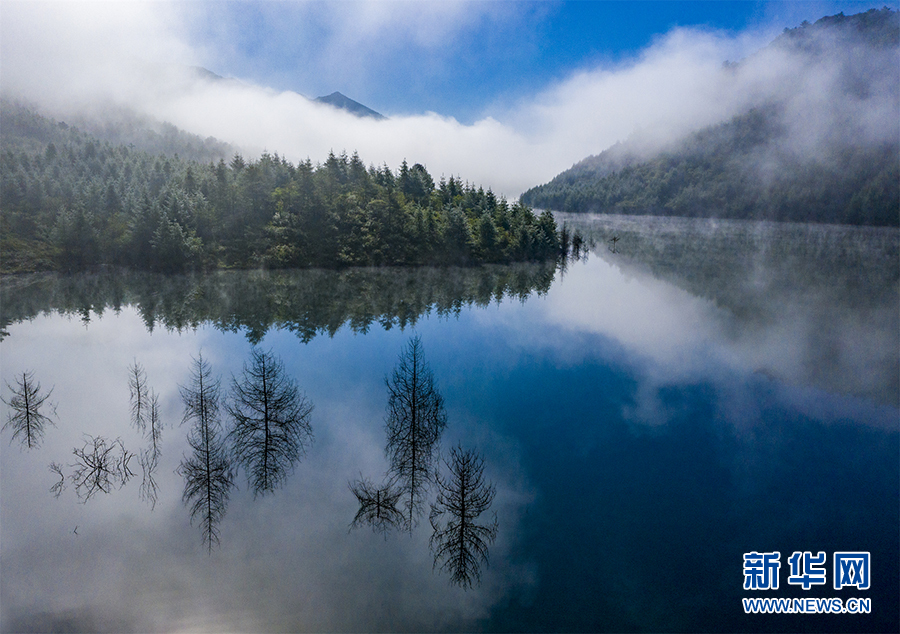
[{"x1": 1, "y1": 102, "x2": 576, "y2": 273}]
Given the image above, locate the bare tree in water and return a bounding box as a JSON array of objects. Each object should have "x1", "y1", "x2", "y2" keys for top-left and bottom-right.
[
  {"x1": 70, "y1": 436, "x2": 133, "y2": 502},
  {"x1": 2, "y1": 371, "x2": 57, "y2": 449},
  {"x1": 49, "y1": 462, "x2": 66, "y2": 497},
  {"x1": 128, "y1": 360, "x2": 149, "y2": 432},
  {"x1": 146, "y1": 389, "x2": 162, "y2": 454},
  {"x1": 178, "y1": 353, "x2": 234, "y2": 550},
  {"x1": 384, "y1": 335, "x2": 447, "y2": 529},
  {"x1": 429, "y1": 445, "x2": 498, "y2": 589},
  {"x1": 227, "y1": 348, "x2": 313, "y2": 496},
  {"x1": 139, "y1": 389, "x2": 163, "y2": 508},
  {"x1": 349, "y1": 476, "x2": 404, "y2": 535},
  {"x1": 139, "y1": 446, "x2": 160, "y2": 509}
]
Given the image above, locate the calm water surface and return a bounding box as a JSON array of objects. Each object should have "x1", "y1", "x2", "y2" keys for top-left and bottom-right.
[{"x1": 1, "y1": 216, "x2": 897, "y2": 632}]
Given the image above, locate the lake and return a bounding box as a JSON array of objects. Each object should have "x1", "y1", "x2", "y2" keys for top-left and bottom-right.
[{"x1": 1, "y1": 214, "x2": 897, "y2": 633}]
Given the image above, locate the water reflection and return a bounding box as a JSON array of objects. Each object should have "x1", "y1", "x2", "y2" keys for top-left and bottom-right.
[
  {"x1": 430, "y1": 445, "x2": 499, "y2": 590},
  {"x1": 382, "y1": 335, "x2": 448, "y2": 530},
  {"x1": 551, "y1": 213, "x2": 900, "y2": 407},
  {"x1": 349, "y1": 476, "x2": 404, "y2": 535},
  {"x1": 178, "y1": 353, "x2": 233, "y2": 549},
  {"x1": 0, "y1": 262, "x2": 559, "y2": 344},
  {"x1": 1, "y1": 370, "x2": 57, "y2": 449},
  {"x1": 350, "y1": 335, "x2": 498, "y2": 586},
  {"x1": 69, "y1": 435, "x2": 135, "y2": 502},
  {"x1": 226, "y1": 348, "x2": 314, "y2": 498},
  {"x1": 0, "y1": 223, "x2": 897, "y2": 632}
]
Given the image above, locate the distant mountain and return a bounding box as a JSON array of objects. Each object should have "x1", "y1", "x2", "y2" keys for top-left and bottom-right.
[
  {"x1": 522, "y1": 8, "x2": 899, "y2": 227},
  {"x1": 315, "y1": 92, "x2": 386, "y2": 120},
  {"x1": 0, "y1": 98, "x2": 236, "y2": 165},
  {"x1": 189, "y1": 66, "x2": 228, "y2": 82}
]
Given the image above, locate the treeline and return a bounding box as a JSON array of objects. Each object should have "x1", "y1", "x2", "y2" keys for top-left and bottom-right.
[
  {"x1": 521, "y1": 106, "x2": 899, "y2": 227},
  {"x1": 1, "y1": 103, "x2": 577, "y2": 273}
]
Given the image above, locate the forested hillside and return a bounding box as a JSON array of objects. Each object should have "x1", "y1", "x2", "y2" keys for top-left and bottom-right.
[
  {"x1": 0, "y1": 102, "x2": 573, "y2": 273},
  {"x1": 521, "y1": 8, "x2": 899, "y2": 226}
]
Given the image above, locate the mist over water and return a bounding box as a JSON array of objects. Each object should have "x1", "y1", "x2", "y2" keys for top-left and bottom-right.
[
  {"x1": 1, "y1": 219, "x2": 897, "y2": 632},
  {"x1": 1, "y1": 3, "x2": 897, "y2": 630}
]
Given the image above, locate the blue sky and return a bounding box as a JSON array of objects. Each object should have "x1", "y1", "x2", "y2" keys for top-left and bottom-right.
[{"x1": 188, "y1": 1, "x2": 893, "y2": 122}]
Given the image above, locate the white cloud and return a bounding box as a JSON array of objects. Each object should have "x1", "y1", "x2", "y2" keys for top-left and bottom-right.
[
  {"x1": 0, "y1": 1, "x2": 193, "y2": 110},
  {"x1": 1, "y1": 2, "x2": 895, "y2": 198}
]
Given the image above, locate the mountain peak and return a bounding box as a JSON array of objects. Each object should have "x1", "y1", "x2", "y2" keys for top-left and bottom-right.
[{"x1": 314, "y1": 92, "x2": 386, "y2": 120}]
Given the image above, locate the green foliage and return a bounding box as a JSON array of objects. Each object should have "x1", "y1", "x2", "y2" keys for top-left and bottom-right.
[
  {"x1": 522, "y1": 8, "x2": 900, "y2": 227},
  {"x1": 1, "y1": 103, "x2": 576, "y2": 273},
  {"x1": 522, "y1": 107, "x2": 899, "y2": 227}
]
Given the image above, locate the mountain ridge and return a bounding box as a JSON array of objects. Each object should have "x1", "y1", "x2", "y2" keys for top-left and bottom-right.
[{"x1": 521, "y1": 8, "x2": 899, "y2": 227}]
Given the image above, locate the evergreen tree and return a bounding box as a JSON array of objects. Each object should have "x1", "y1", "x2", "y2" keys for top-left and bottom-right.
[
  {"x1": 179, "y1": 354, "x2": 234, "y2": 549},
  {"x1": 429, "y1": 445, "x2": 498, "y2": 589},
  {"x1": 384, "y1": 335, "x2": 447, "y2": 529},
  {"x1": 2, "y1": 371, "x2": 57, "y2": 449},
  {"x1": 226, "y1": 348, "x2": 314, "y2": 496}
]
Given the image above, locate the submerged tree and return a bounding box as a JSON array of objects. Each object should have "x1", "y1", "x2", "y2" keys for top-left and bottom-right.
[
  {"x1": 2, "y1": 371, "x2": 57, "y2": 449},
  {"x1": 146, "y1": 388, "x2": 162, "y2": 453},
  {"x1": 70, "y1": 435, "x2": 133, "y2": 502},
  {"x1": 429, "y1": 445, "x2": 498, "y2": 589},
  {"x1": 128, "y1": 360, "x2": 149, "y2": 432},
  {"x1": 349, "y1": 476, "x2": 404, "y2": 536},
  {"x1": 139, "y1": 446, "x2": 160, "y2": 509},
  {"x1": 226, "y1": 348, "x2": 314, "y2": 496},
  {"x1": 139, "y1": 389, "x2": 163, "y2": 508},
  {"x1": 178, "y1": 353, "x2": 234, "y2": 550},
  {"x1": 384, "y1": 335, "x2": 447, "y2": 529},
  {"x1": 49, "y1": 461, "x2": 66, "y2": 498}
]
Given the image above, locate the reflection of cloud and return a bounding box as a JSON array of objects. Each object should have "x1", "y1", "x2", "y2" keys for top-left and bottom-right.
[
  {"x1": 543, "y1": 256, "x2": 731, "y2": 374},
  {"x1": 4, "y1": 3, "x2": 895, "y2": 198},
  {"x1": 0, "y1": 309, "x2": 535, "y2": 632},
  {"x1": 479, "y1": 248, "x2": 897, "y2": 426}
]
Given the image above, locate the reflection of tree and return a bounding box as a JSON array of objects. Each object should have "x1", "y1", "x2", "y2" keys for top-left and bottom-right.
[
  {"x1": 178, "y1": 353, "x2": 234, "y2": 549},
  {"x1": 128, "y1": 360, "x2": 149, "y2": 432},
  {"x1": 384, "y1": 335, "x2": 447, "y2": 529},
  {"x1": 49, "y1": 461, "x2": 66, "y2": 498},
  {"x1": 2, "y1": 370, "x2": 57, "y2": 449},
  {"x1": 429, "y1": 445, "x2": 498, "y2": 589},
  {"x1": 1, "y1": 262, "x2": 560, "y2": 344},
  {"x1": 227, "y1": 348, "x2": 314, "y2": 496},
  {"x1": 139, "y1": 447, "x2": 160, "y2": 509},
  {"x1": 349, "y1": 477, "x2": 404, "y2": 535},
  {"x1": 70, "y1": 435, "x2": 133, "y2": 502},
  {"x1": 129, "y1": 358, "x2": 163, "y2": 508},
  {"x1": 146, "y1": 389, "x2": 162, "y2": 456}
]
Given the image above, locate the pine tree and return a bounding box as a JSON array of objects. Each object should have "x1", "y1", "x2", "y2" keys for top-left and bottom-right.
[
  {"x1": 384, "y1": 335, "x2": 447, "y2": 529},
  {"x1": 429, "y1": 445, "x2": 498, "y2": 589},
  {"x1": 179, "y1": 353, "x2": 234, "y2": 549},
  {"x1": 2, "y1": 370, "x2": 56, "y2": 449},
  {"x1": 227, "y1": 348, "x2": 314, "y2": 496}
]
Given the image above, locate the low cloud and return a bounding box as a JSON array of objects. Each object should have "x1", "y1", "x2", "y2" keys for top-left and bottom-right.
[{"x1": 1, "y1": 2, "x2": 895, "y2": 198}]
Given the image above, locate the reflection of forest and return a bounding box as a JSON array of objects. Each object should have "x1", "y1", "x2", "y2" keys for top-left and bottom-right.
[
  {"x1": 0, "y1": 261, "x2": 558, "y2": 343},
  {"x1": 569, "y1": 214, "x2": 899, "y2": 317},
  {"x1": 565, "y1": 213, "x2": 900, "y2": 406}
]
